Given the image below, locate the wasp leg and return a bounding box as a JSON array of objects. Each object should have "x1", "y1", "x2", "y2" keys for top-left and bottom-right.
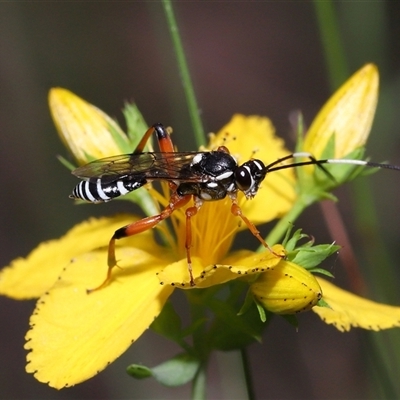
[
  {"x1": 132, "y1": 123, "x2": 175, "y2": 154},
  {"x1": 87, "y1": 193, "x2": 192, "y2": 293},
  {"x1": 184, "y1": 198, "x2": 203, "y2": 287},
  {"x1": 230, "y1": 196, "x2": 285, "y2": 258}
]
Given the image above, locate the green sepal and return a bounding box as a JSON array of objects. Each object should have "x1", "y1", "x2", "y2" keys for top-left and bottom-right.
[
  {"x1": 281, "y1": 222, "x2": 295, "y2": 248},
  {"x1": 254, "y1": 298, "x2": 268, "y2": 323},
  {"x1": 295, "y1": 133, "x2": 336, "y2": 193},
  {"x1": 283, "y1": 228, "x2": 310, "y2": 252},
  {"x1": 322, "y1": 148, "x2": 367, "y2": 188},
  {"x1": 126, "y1": 353, "x2": 200, "y2": 387},
  {"x1": 237, "y1": 288, "x2": 256, "y2": 316},
  {"x1": 82, "y1": 150, "x2": 98, "y2": 163},
  {"x1": 122, "y1": 102, "x2": 150, "y2": 151},
  {"x1": 106, "y1": 119, "x2": 131, "y2": 154},
  {"x1": 309, "y1": 267, "x2": 334, "y2": 278},
  {"x1": 296, "y1": 132, "x2": 370, "y2": 202},
  {"x1": 57, "y1": 155, "x2": 76, "y2": 171},
  {"x1": 290, "y1": 243, "x2": 341, "y2": 270},
  {"x1": 316, "y1": 298, "x2": 332, "y2": 309}
]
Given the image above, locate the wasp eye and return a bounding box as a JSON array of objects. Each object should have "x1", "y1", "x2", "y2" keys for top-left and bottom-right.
[{"x1": 235, "y1": 165, "x2": 253, "y2": 192}]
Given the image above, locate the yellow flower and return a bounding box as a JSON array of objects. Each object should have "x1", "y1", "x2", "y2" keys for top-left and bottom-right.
[
  {"x1": 303, "y1": 63, "x2": 378, "y2": 158},
  {"x1": 2, "y1": 73, "x2": 400, "y2": 390},
  {"x1": 0, "y1": 114, "x2": 297, "y2": 388},
  {"x1": 49, "y1": 88, "x2": 130, "y2": 164},
  {"x1": 292, "y1": 64, "x2": 379, "y2": 197},
  {"x1": 313, "y1": 278, "x2": 400, "y2": 331},
  {"x1": 250, "y1": 259, "x2": 322, "y2": 314}
]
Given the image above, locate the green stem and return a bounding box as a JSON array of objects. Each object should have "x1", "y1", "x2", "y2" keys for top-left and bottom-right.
[
  {"x1": 162, "y1": 0, "x2": 206, "y2": 148},
  {"x1": 262, "y1": 196, "x2": 309, "y2": 249},
  {"x1": 313, "y1": 0, "x2": 349, "y2": 87},
  {"x1": 240, "y1": 348, "x2": 255, "y2": 400},
  {"x1": 191, "y1": 363, "x2": 207, "y2": 400},
  {"x1": 186, "y1": 290, "x2": 208, "y2": 399}
]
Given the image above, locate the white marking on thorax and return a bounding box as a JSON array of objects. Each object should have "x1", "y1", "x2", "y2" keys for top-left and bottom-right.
[
  {"x1": 216, "y1": 170, "x2": 233, "y2": 181},
  {"x1": 191, "y1": 153, "x2": 204, "y2": 165},
  {"x1": 200, "y1": 192, "x2": 213, "y2": 201}
]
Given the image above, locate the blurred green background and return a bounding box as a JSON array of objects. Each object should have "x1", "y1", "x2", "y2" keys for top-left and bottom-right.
[{"x1": 1, "y1": 2, "x2": 400, "y2": 399}]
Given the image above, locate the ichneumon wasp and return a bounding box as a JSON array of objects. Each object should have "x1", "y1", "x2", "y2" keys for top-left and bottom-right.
[{"x1": 70, "y1": 123, "x2": 400, "y2": 292}]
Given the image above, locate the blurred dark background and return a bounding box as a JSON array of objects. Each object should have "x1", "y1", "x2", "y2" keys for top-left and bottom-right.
[{"x1": 1, "y1": 2, "x2": 400, "y2": 399}]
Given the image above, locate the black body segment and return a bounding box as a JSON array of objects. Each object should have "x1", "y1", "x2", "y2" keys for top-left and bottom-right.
[{"x1": 71, "y1": 177, "x2": 147, "y2": 203}]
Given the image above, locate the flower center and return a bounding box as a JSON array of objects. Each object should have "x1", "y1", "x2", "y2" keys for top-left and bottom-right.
[{"x1": 148, "y1": 183, "x2": 241, "y2": 266}]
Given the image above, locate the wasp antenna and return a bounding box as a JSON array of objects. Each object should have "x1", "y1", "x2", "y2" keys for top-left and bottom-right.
[
  {"x1": 265, "y1": 153, "x2": 334, "y2": 177},
  {"x1": 325, "y1": 159, "x2": 400, "y2": 171},
  {"x1": 266, "y1": 155, "x2": 400, "y2": 176}
]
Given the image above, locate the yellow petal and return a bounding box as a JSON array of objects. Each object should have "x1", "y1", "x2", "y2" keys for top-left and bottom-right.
[
  {"x1": 303, "y1": 64, "x2": 378, "y2": 158},
  {"x1": 173, "y1": 197, "x2": 241, "y2": 265},
  {"x1": 251, "y1": 260, "x2": 322, "y2": 314},
  {"x1": 208, "y1": 115, "x2": 296, "y2": 224},
  {"x1": 313, "y1": 278, "x2": 400, "y2": 331},
  {"x1": 25, "y1": 247, "x2": 174, "y2": 389},
  {"x1": 0, "y1": 215, "x2": 157, "y2": 299},
  {"x1": 158, "y1": 245, "x2": 286, "y2": 288},
  {"x1": 49, "y1": 88, "x2": 128, "y2": 164}
]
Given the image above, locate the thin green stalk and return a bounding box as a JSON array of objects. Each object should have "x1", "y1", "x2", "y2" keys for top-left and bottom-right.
[
  {"x1": 162, "y1": 0, "x2": 206, "y2": 148},
  {"x1": 191, "y1": 363, "x2": 207, "y2": 400},
  {"x1": 262, "y1": 197, "x2": 308, "y2": 250},
  {"x1": 186, "y1": 290, "x2": 208, "y2": 399},
  {"x1": 240, "y1": 348, "x2": 255, "y2": 400},
  {"x1": 313, "y1": 0, "x2": 349, "y2": 87}
]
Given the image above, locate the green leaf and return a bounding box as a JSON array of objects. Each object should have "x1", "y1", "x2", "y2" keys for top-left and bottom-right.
[
  {"x1": 127, "y1": 354, "x2": 200, "y2": 387},
  {"x1": 290, "y1": 243, "x2": 341, "y2": 269},
  {"x1": 207, "y1": 298, "x2": 265, "y2": 351},
  {"x1": 126, "y1": 364, "x2": 153, "y2": 379},
  {"x1": 151, "y1": 300, "x2": 183, "y2": 342},
  {"x1": 151, "y1": 353, "x2": 200, "y2": 387}
]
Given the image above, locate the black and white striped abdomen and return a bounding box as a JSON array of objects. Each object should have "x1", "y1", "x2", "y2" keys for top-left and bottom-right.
[{"x1": 70, "y1": 178, "x2": 147, "y2": 203}]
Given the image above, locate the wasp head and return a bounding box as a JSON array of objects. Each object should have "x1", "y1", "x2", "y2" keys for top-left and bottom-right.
[{"x1": 234, "y1": 159, "x2": 266, "y2": 199}]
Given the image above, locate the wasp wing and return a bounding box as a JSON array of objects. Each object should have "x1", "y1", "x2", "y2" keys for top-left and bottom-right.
[{"x1": 71, "y1": 152, "x2": 206, "y2": 184}]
